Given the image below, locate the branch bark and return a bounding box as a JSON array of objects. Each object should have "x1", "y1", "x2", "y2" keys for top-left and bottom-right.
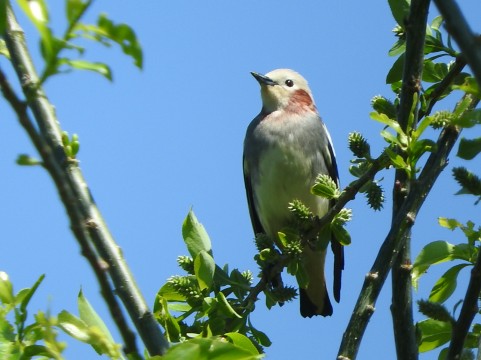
[
  {"x1": 3, "y1": 3, "x2": 168, "y2": 356},
  {"x1": 447, "y1": 248, "x2": 481, "y2": 360},
  {"x1": 433, "y1": 0, "x2": 481, "y2": 88},
  {"x1": 391, "y1": 1, "x2": 430, "y2": 359},
  {"x1": 337, "y1": 94, "x2": 478, "y2": 359}
]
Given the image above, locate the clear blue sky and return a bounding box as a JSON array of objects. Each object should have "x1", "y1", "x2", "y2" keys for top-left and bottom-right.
[{"x1": 2, "y1": 1, "x2": 481, "y2": 359}]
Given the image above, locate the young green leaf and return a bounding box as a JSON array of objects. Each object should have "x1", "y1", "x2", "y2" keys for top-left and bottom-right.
[
  {"x1": 428, "y1": 263, "x2": 469, "y2": 303},
  {"x1": 182, "y1": 209, "x2": 212, "y2": 258},
  {"x1": 97, "y1": 14, "x2": 143, "y2": 69},
  {"x1": 456, "y1": 137, "x2": 481, "y2": 160},
  {"x1": 417, "y1": 319, "x2": 452, "y2": 352},
  {"x1": 0, "y1": 271, "x2": 14, "y2": 304},
  {"x1": 59, "y1": 59, "x2": 113, "y2": 81},
  {"x1": 78, "y1": 289, "x2": 116, "y2": 346},
  {"x1": 412, "y1": 241, "x2": 471, "y2": 287},
  {"x1": 194, "y1": 250, "x2": 215, "y2": 291},
  {"x1": 224, "y1": 333, "x2": 260, "y2": 355},
  {"x1": 216, "y1": 292, "x2": 242, "y2": 319},
  {"x1": 388, "y1": 0, "x2": 410, "y2": 28}
]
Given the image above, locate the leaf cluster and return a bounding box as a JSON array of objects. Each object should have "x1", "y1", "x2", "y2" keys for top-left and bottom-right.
[
  {"x1": 154, "y1": 210, "x2": 267, "y2": 357},
  {"x1": 413, "y1": 219, "x2": 481, "y2": 355},
  {"x1": 1, "y1": 0, "x2": 142, "y2": 83},
  {"x1": 0, "y1": 272, "x2": 123, "y2": 359}
]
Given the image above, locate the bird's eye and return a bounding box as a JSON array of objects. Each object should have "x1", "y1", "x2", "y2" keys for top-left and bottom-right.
[{"x1": 285, "y1": 79, "x2": 294, "y2": 87}]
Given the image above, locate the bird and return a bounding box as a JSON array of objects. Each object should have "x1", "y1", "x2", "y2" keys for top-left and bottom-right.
[{"x1": 243, "y1": 68, "x2": 343, "y2": 318}]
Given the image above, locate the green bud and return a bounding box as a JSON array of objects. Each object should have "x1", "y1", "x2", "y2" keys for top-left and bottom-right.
[
  {"x1": 348, "y1": 132, "x2": 371, "y2": 158},
  {"x1": 371, "y1": 95, "x2": 397, "y2": 120},
  {"x1": 311, "y1": 174, "x2": 340, "y2": 199},
  {"x1": 16, "y1": 154, "x2": 42, "y2": 166}
]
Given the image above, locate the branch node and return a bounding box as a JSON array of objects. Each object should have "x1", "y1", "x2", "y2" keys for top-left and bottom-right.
[
  {"x1": 85, "y1": 218, "x2": 99, "y2": 229},
  {"x1": 406, "y1": 212, "x2": 416, "y2": 225},
  {"x1": 366, "y1": 271, "x2": 379, "y2": 280}
]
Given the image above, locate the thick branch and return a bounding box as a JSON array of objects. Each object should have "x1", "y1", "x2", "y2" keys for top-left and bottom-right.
[
  {"x1": 3, "y1": 3, "x2": 168, "y2": 356},
  {"x1": 337, "y1": 95, "x2": 478, "y2": 359},
  {"x1": 433, "y1": 0, "x2": 481, "y2": 87},
  {"x1": 391, "y1": 1, "x2": 430, "y2": 359},
  {"x1": 0, "y1": 67, "x2": 141, "y2": 357}
]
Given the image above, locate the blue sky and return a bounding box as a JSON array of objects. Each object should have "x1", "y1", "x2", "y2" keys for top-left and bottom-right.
[{"x1": 2, "y1": 1, "x2": 481, "y2": 359}]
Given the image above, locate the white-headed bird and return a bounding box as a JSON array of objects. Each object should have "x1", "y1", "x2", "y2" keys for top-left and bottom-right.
[{"x1": 243, "y1": 69, "x2": 343, "y2": 317}]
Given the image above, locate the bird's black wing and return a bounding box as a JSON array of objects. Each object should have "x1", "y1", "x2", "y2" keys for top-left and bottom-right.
[
  {"x1": 321, "y1": 123, "x2": 344, "y2": 304},
  {"x1": 243, "y1": 154, "x2": 264, "y2": 236}
]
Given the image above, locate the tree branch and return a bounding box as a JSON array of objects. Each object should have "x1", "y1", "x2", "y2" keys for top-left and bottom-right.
[
  {"x1": 433, "y1": 0, "x2": 481, "y2": 87},
  {"x1": 447, "y1": 225, "x2": 481, "y2": 359},
  {"x1": 337, "y1": 94, "x2": 478, "y2": 360},
  {"x1": 3, "y1": 3, "x2": 168, "y2": 356},
  {"x1": 391, "y1": 1, "x2": 430, "y2": 359}
]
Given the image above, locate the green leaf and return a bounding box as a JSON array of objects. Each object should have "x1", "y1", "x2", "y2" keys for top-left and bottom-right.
[
  {"x1": 0, "y1": 272, "x2": 14, "y2": 304},
  {"x1": 66, "y1": 0, "x2": 90, "y2": 23},
  {"x1": 412, "y1": 241, "x2": 472, "y2": 287},
  {"x1": 331, "y1": 224, "x2": 351, "y2": 246},
  {"x1": 57, "y1": 310, "x2": 90, "y2": 342},
  {"x1": 438, "y1": 217, "x2": 462, "y2": 230},
  {"x1": 194, "y1": 250, "x2": 215, "y2": 291},
  {"x1": 417, "y1": 319, "x2": 452, "y2": 352},
  {"x1": 23, "y1": 345, "x2": 51, "y2": 357},
  {"x1": 0, "y1": 40, "x2": 9, "y2": 59},
  {"x1": 453, "y1": 109, "x2": 481, "y2": 128},
  {"x1": 248, "y1": 317, "x2": 271, "y2": 347},
  {"x1": 388, "y1": 0, "x2": 410, "y2": 27},
  {"x1": 457, "y1": 137, "x2": 481, "y2": 160},
  {"x1": 162, "y1": 338, "x2": 263, "y2": 360},
  {"x1": 224, "y1": 333, "x2": 260, "y2": 355},
  {"x1": 154, "y1": 296, "x2": 181, "y2": 342},
  {"x1": 388, "y1": 39, "x2": 406, "y2": 57},
  {"x1": 19, "y1": 274, "x2": 45, "y2": 312},
  {"x1": 157, "y1": 282, "x2": 187, "y2": 302},
  {"x1": 0, "y1": 2, "x2": 7, "y2": 37},
  {"x1": 16, "y1": 154, "x2": 42, "y2": 166},
  {"x1": 182, "y1": 209, "x2": 212, "y2": 258},
  {"x1": 295, "y1": 260, "x2": 310, "y2": 288},
  {"x1": 78, "y1": 289, "x2": 115, "y2": 346},
  {"x1": 429, "y1": 264, "x2": 469, "y2": 303},
  {"x1": 371, "y1": 112, "x2": 403, "y2": 135},
  {"x1": 386, "y1": 53, "x2": 405, "y2": 84},
  {"x1": 59, "y1": 59, "x2": 112, "y2": 81},
  {"x1": 97, "y1": 14, "x2": 143, "y2": 69},
  {"x1": 216, "y1": 292, "x2": 242, "y2": 319},
  {"x1": 17, "y1": 0, "x2": 54, "y2": 61},
  {"x1": 452, "y1": 76, "x2": 481, "y2": 98},
  {"x1": 410, "y1": 139, "x2": 436, "y2": 160},
  {"x1": 423, "y1": 60, "x2": 448, "y2": 83},
  {"x1": 385, "y1": 147, "x2": 409, "y2": 170},
  {"x1": 311, "y1": 174, "x2": 340, "y2": 199}
]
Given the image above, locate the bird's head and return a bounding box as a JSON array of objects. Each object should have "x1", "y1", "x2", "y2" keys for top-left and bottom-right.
[{"x1": 251, "y1": 69, "x2": 316, "y2": 114}]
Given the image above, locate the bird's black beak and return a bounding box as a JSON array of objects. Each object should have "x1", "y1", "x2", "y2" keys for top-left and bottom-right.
[{"x1": 251, "y1": 72, "x2": 277, "y2": 86}]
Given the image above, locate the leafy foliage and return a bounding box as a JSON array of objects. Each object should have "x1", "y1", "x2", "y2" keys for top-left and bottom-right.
[
  {"x1": 14, "y1": 0, "x2": 142, "y2": 83},
  {"x1": 0, "y1": 272, "x2": 123, "y2": 359},
  {"x1": 154, "y1": 210, "x2": 266, "y2": 355}
]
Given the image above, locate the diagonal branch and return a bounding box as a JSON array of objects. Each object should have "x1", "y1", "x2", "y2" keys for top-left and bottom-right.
[
  {"x1": 3, "y1": 3, "x2": 168, "y2": 356},
  {"x1": 337, "y1": 94, "x2": 478, "y2": 360},
  {"x1": 447, "y1": 247, "x2": 481, "y2": 359},
  {"x1": 433, "y1": 0, "x2": 481, "y2": 88}
]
